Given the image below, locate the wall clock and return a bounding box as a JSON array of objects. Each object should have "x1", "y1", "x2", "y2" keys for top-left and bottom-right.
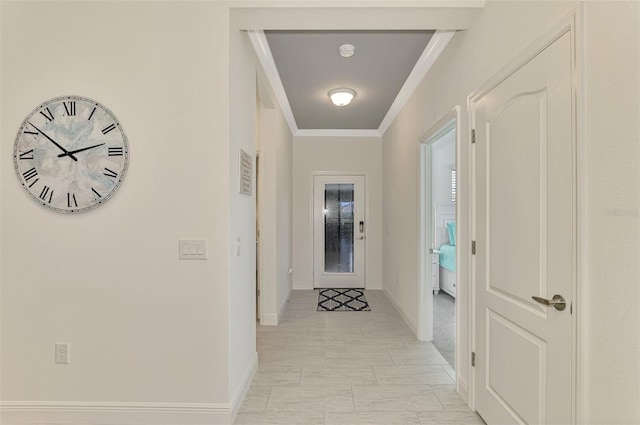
[{"x1": 14, "y1": 96, "x2": 129, "y2": 213}]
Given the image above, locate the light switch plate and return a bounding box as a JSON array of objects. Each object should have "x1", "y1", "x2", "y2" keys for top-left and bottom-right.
[
  {"x1": 179, "y1": 239, "x2": 208, "y2": 260},
  {"x1": 55, "y1": 343, "x2": 70, "y2": 364}
]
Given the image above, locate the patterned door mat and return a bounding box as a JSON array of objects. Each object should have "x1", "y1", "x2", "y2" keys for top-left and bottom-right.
[{"x1": 317, "y1": 288, "x2": 371, "y2": 311}]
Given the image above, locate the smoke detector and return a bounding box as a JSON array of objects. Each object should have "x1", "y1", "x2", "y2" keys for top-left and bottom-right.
[{"x1": 339, "y1": 44, "x2": 355, "y2": 58}]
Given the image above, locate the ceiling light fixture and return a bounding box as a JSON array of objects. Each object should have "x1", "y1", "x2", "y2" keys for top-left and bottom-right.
[{"x1": 328, "y1": 88, "x2": 356, "y2": 107}]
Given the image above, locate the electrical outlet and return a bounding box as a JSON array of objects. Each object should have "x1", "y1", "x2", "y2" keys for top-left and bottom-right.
[{"x1": 55, "y1": 343, "x2": 70, "y2": 364}]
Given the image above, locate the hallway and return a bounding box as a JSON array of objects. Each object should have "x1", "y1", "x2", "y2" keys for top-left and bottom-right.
[{"x1": 235, "y1": 290, "x2": 484, "y2": 424}]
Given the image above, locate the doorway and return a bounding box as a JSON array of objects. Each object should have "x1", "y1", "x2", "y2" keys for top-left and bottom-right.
[
  {"x1": 430, "y1": 129, "x2": 457, "y2": 368},
  {"x1": 418, "y1": 108, "x2": 461, "y2": 378},
  {"x1": 313, "y1": 174, "x2": 366, "y2": 288}
]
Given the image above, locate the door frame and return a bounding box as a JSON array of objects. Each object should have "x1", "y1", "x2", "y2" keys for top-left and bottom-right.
[
  {"x1": 467, "y1": 11, "x2": 584, "y2": 421},
  {"x1": 256, "y1": 151, "x2": 262, "y2": 322},
  {"x1": 417, "y1": 106, "x2": 464, "y2": 387},
  {"x1": 310, "y1": 171, "x2": 370, "y2": 289}
]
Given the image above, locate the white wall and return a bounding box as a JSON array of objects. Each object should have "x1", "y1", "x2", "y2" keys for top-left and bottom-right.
[
  {"x1": 275, "y1": 117, "x2": 294, "y2": 314},
  {"x1": 228, "y1": 20, "x2": 259, "y2": 410},
  {"x1": 292, "y1": 136, "x2": 382, "y2": 290},
  {"x1": 257, "y1": 108, "x2": 277, "y2": 323},
  {"x1": 256, "y1": 77, "x2": 294, "y2": 325},
  {"x1": 382, "y1": 0, "x2": 639, "y2": 422},
  {"x1": 0, "y1": 2, "x2": 253, "y2": 423},
  {"x1": 582, "y1": 2, "x2": 640, "y2": 423}
]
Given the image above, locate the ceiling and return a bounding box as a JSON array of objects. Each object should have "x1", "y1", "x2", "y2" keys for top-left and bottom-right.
[{"x1": 264, "y1": 30, "x2": 435, "y2": 130}]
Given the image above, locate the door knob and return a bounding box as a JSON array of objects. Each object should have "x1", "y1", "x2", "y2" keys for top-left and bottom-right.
[{"x1": 531, "y1": 294, "x2": 566, "y2": 311}]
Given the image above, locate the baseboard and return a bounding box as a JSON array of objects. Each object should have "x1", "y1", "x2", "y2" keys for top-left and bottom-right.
[
  {"x1": 383, "y1": 288, "x2": 418, "y2": 336},
  {"x1": 0, "y1": 355, "x2": 259, "y2": 425},
  {"x1": 457, "y1": 376, "x2": 470, "y2": 406},
  {"x1": 261, "y1": 313, "x2": 279, "y2": 326},
  {"x1": 278, "y1": 293, "x2": 289, "y2": 318},
  {"x1": 260, "y1": 291, "x2": 291, "y2": 326},
  {"x1": 0, "y1": 401, "x2": 231, "y2": 425},
  {"x1": 292, "y1": 280, "x2": 311, "y2": 290},
  {"x1": 365, "y1": 279, "x2": 382, "y2": 290},
  {"x1": 230, "y1": 352, "x2": 258, "y2": 420}
]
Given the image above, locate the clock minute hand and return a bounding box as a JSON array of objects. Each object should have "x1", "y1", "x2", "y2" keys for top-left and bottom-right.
[
  {"x1": 29, "y1": 123, "x2": 78, "y2": 162},
  {"x1": 57, "y1": 143, "x2": 105, "y2": 158}
]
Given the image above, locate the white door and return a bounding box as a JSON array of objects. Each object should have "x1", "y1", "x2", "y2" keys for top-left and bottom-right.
[
  {"x1": 313, "y1": 175, "x2": 366, "y2": 288},
  {"x1": 472, "y1": 30, "x2": 574, "y2": 424}
]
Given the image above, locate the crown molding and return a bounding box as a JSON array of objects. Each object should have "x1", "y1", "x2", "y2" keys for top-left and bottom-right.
[
  {"x1": 248, "y1": 30, "x2": 299, "y2": 134},
  {"x1": 230, "y1": 1, "x2": 485, "y2": 7},
  {"x1": 377, "y1": 29, "x2": 456, "y2": 135},
  {"x1": 295, "y1": 129, "x2": 381, "y2": 138}
]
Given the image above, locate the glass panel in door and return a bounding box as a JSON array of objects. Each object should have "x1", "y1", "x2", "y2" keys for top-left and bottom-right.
[{"x1": 324, "y1": 184, "x2": 354, "y2": 273}]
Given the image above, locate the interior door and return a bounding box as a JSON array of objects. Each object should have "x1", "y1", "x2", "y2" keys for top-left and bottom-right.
[
  {"x1": 313, "y1": 175, "x2": 365, "y2": 288},
  {"x1": 472, "y1": 30, "x2": 574, "y2": 424}
]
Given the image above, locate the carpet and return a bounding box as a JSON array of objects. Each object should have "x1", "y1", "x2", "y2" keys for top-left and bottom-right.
[
  {"x1": 317, "y1": 288, "x2": 371, "y2": 311},
  {"x1": 433, "y1": 291, "x2": 456, "y2": 368}
]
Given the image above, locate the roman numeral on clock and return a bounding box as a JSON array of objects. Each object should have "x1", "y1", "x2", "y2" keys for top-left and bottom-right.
[
  {"x1": 23, "y1": 167, "x2": 38, "y2": 182},
  {"x1": 19, "y1": 149, "x2": 34, "y2": 160},
  {"x1": 108, "y1": 146, "x2": 124, "y2": 156},
  {"x1": 103, "y1": 167, "x2": 118, "y2": 180},
  {"x1": 88, "y1": 107, "x2": 97, "y2": 121},
  {"x1": 39, "y1": 185, "x2": 53, "y2": 204},
  {"x1": 23, "y1": 167, "x2": 40, "y2": 187},
  {"x1": 67, "y1": 193, "x2": 78, "y2": 208},
  {"x1": 91, "y1": 187, "x2": 102, "y2": 199},
  {"x1": 63, "y1": 101, "x2": 76, "y2": 116},
  {"x1": 40, "y1": 107, "x2": 54, "y2": 122},
  {"x1": 102, "y1": 123, "x2": 116, "y2": 135},
  {"x1": 23, "y1": 128, "x2": 38, "y2": 138}
]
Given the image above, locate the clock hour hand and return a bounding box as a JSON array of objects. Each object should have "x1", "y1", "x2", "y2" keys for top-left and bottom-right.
[
  {"x1": 57, "y1": 143, "x2": 105, "y2": 158},
  {"x1": 28, "y1": 123, "x2": 78, "y2": 161}
]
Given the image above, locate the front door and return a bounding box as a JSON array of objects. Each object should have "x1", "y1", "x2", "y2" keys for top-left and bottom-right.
[
  {"x1": 313, "y1": 175, "x2": 366, "y2": 288},
  {"x1": 472, "y1": 29, "x2": 575, "y2": 424}
]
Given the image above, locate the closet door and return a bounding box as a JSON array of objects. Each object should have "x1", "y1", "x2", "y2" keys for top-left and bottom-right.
[{"x1": 472, "y1": 30, "x2": 575, "y2": 424}]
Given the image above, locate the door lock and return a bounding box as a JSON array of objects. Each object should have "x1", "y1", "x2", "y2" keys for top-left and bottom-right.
[{"x1": 531, "y1": 294, "x2": 566, "y2": 311}]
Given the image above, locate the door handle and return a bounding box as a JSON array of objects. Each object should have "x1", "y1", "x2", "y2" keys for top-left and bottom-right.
[{"x1": 531, "y1": 294, "x2": 566, "y2": 311}]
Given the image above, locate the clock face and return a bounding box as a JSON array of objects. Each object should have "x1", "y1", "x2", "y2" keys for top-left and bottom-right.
[{"x1": 14, "y1": 96, "x2": 129, "y2": 213}]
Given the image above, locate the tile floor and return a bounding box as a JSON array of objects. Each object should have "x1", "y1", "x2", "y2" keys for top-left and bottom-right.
[{"x1": 234, "y1": 290, "x2": 485, "y2": 425}]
